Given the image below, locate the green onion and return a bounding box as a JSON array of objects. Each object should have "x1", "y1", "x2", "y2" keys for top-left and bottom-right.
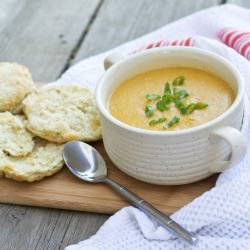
[
  {"x1": 164, "y1": 116, "x2": 180, "y2": 128},
  {"x1": 164, "y1": 82, "x2": 172, "y2": 95},
  {"x1": 145, "y1": 104, "x2": 154, "y2": 117},
  {"x1": 173, "y1": 88, "x2": 189, "y2": 99},
  {"x1": 156, "y1": 100, "x2": 168, "y2": 111},
  {"x1": 195, "y1": 102, "x2": 208, "y2": 110},
  {"x1": 173, "y1": 76, "x2": 185, "y2": 86},
  {"x1": 184, "y1": 103, "x2": 196, "y2": 114},
  {"x1": 174, "y1": 98, "x2": 186, "y2": 114},
  {"x1": 145, "y1": 93, "x2": 161, "y2": 101},
  {"x1": 144, "y1": 75, "x2": 209, "y2": 121},
  {"x1": 162, "y1": 93, "x2": 173, "y2": 104},
  {"x1": 149, "y1": 117, "x2": 167, "y2": 126}
]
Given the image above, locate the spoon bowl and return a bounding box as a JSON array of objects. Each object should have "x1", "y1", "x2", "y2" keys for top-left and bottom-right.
[{"x1": 63, "y1": 141, "x2": 107, "y2": 183}]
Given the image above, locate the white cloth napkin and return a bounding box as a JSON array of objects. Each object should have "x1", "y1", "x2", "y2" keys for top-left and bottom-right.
[{"x1": 63, "y1": 4, "x2": 250, "y2": 250}]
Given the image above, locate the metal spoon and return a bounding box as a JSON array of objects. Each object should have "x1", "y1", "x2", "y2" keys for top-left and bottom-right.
[{"x1": 63, "y1": 141, "x2": 198, "y2": 245}]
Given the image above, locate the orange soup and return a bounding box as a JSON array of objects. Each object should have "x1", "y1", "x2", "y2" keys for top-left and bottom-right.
[{"x1": 108, "y1": 67, "x2": 234, "y2": 131}]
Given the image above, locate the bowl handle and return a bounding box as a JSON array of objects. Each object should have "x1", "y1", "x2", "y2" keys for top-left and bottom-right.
[
  {"x1": 209, "y1": 126, "x2": 247, "y2": 173},
  {"x1": 104, "y1": 52, "x2": 124, "y2": 70}
]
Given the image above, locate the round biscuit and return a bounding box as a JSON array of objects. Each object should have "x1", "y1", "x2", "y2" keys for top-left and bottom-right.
[
  {"x1": 0, "y1": 138, "x2": 64, "y2": 182},
  {"x1": 0, "y1": 62, "x2": 34, "y2": 112},
  {"x1": 23, "y1": 85, "x2": 102, "y2": 143}
]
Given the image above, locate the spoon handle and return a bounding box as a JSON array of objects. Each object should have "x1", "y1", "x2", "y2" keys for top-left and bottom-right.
[{"x1": 105, "y1": 178, "x2": 198, "y2": 245}]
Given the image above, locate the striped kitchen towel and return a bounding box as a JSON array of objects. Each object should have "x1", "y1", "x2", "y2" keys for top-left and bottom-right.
[{"x1": 218, "y1": 28, "x2": 250, "y2": 60}]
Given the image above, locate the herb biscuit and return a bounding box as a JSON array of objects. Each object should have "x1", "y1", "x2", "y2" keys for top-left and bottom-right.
[
  {"x1": 0, "y1": 112, "x2": 34, "y2": 157},
  {"x1": 0, "y1": 62, "x2": 34, "y2": 112},
  {"x1": 0, "y1": 139, "x2": 64, "y2": 182},
  {"x1": 23, "y1": 85, "x2": 101, "y2": 143}
]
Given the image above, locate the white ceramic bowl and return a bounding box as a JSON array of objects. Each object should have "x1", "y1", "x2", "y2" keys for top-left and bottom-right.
[{"x1": 95, "y1": 47, "x2": 247, "y2": 185}]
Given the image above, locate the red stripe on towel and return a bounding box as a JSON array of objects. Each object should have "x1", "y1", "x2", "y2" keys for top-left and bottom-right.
[
  {"x1": 218, "y1": 28, "x2": 250, "y2": 60},
  {"x1": 133, "y1": 37, "x2": 194, "y2": 54}
]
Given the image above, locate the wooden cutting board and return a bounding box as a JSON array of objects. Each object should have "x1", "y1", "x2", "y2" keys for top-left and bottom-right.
[{"x1": 0, "y1": 140, "x2": 217, "y2": 214}]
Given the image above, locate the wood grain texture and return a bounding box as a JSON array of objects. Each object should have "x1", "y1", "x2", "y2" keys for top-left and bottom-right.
[
  {"x1": 0, "y1": 1, "x2": 108, "y2": 250},
  {"x1": 73, "y1": 0, "x2": 221, "y2": 63},
  {"x1": 0, "y1": 204, "x2": 107, "y2": 250},
  {"x1": 0, "y1": 0, "x2": 101, "y2": 82},
  {"x1": 0, "y1": 141, "x2": 217, "y2": 215}
]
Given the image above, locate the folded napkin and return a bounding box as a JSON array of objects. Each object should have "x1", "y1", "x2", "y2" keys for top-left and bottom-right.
[{"x1": 63, "y1": 4, "x2": 250, "y2": 250}]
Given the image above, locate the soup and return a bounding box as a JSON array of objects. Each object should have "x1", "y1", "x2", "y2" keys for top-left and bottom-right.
[{"x1": 108, "y1": 67, "x2": 235, "y2": 131}]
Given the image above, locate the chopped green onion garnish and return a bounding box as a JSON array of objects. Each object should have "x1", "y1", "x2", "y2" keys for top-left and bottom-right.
[
  {"x1": 156, "y1": 100, "x2": 168, "y2": 111},
  {"x1": 184, "y1": 103, "x2": 196, "y2": 114},
  {"x1": 164, "y1": 116, "x2": 180, "y2": 128},
  {"x1": 162, "y1": 93, "x2": 173, "y2": 104},
  {"x1": 173, "y1": 88, "x2": 189, "y2": 99},
  {"x1": 173, "y1": 76, "x2": 185, "y2": 86},
  {"x1": 149, "y1": 117, "x2": 167, "y2": 126},
  {"x1": 144, "y1": 76, "x2": 209, "y2": 124},
  {"x1": 195, "y1": 102, "x2": 208, "y2": 110},
  {"x1": 145, "y1": 93, "x2": 161, "y2": 101},
  {"x1": 145, "y1": 104, "x2": 154, "y2": 117},
  {"x1": 164, "y1": 82, "x2": 172, "y2": 95},
  {"x1": 174, "y1": 98, "x2": 186, "y2": 114}
]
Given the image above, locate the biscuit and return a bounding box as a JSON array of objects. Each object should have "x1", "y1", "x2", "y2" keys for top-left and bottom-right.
[
  {"x1": 0, "y1": 62, "x2": 34, "y2": 112},
  {"x1": 0, "y1": 112, "x2": 34, "y2": 157},
  {"x1": 23, "y1": 85, "x2": 102, "y2": 143},
  {"x1": 0, "y1": 138, "x2": 64, "y2": 182}
]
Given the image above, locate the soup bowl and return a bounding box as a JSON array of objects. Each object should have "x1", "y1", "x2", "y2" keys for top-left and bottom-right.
[{"x1": 95, "y1": 47, "x2": 247, "y2": 185}]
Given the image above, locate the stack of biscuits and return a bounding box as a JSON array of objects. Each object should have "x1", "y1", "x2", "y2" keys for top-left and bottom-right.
[{"x1": 0, "y1": 62, "x2": 101, "y2": 182}]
